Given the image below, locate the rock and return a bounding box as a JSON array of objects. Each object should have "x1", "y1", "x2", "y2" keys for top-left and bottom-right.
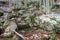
[
  {"x1": 0, "y1": 26, "x2": 4, "y2": 35},
  {"x1": 0, "y1": 12, "x2": 8, "y2": 22},
  {"x1": 3, "y1": 21, "x2": 17, "y2": 37}
]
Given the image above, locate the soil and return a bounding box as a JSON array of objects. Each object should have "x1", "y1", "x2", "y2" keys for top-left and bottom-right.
[
  {"x1": 56, "y1": 34, "x2": 60, "y2": 39},
  {"x1": 0, "y1": 37, "x2": 12, "y2": 40}
]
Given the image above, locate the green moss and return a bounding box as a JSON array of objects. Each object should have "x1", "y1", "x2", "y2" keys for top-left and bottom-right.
[
  {"x1": 50, "y1": 17, "x2": 56, "y2": 21},
  {"x1": 30, "y1": 15, "x2": 36, "y2": 23}
]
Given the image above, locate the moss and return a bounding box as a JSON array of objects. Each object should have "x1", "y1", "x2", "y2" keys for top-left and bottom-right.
[
  {"x1": 50, "y1": 17, "x2": 56, "y2": 21},
  {"x1": 30, "y1": 15, "x2": 36, "y2": 23}
]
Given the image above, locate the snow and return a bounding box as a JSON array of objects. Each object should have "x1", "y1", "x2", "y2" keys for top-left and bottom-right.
[{"x1": 38, "y1": 12, "x2": 60, "y2": 24}]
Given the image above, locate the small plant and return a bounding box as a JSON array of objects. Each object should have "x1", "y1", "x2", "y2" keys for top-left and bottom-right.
[{"x1": 49, "y1": 31, "x2": 57, "y2": 40}]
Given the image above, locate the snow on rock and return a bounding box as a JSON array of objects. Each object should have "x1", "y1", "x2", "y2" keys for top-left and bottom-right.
[
  {"x1": 36, "y1": 12, "x2": 60, "y2": 31},
  {"x1": 38, "y1": 12, "x2": 60, "y2": 25}
]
